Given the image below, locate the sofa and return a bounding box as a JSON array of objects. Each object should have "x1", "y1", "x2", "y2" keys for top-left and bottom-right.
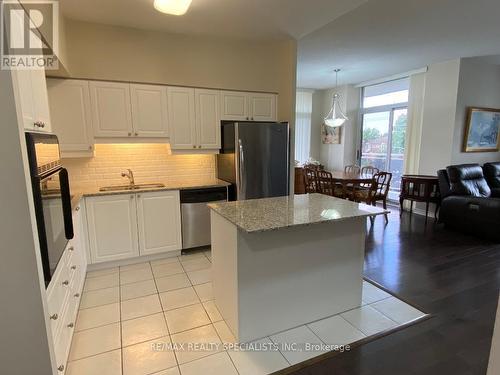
[{"x1": 437, "y1": 163, "x2": 500, "y2": 240}]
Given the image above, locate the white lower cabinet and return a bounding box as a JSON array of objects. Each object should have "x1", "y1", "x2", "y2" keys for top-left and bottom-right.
[
  {"x1": 86, "y1": 190, "x2": 182, "y2": 263},
  {"x1": 47, "y1": 202, "x2": 87, "y2": 373},
  {"x1": 86, "y1": 194, "x2": 140, "y2": 263},
  {"x1": 137, "y1": 191, "x2": 182, "y2": 255}
]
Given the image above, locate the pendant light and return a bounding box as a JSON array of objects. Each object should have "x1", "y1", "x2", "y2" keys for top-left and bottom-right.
[
  {"x1": 324, "y1": 69, "x2": 348, "y2": 127},
  {"x1": 154, "y1": 0, "x2": 192, "y2": 15}
]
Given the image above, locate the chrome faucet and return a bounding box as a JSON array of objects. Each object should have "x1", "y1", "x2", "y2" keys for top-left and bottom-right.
[{"x1": 121, "y1": 169, "x2": 135, "y2": 187}]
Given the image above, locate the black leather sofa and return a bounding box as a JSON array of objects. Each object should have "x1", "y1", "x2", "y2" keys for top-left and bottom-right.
[
  {"x1": 437, "y1": 163, "x2": 500, "y2": 240},
  {"x1": 483, "y1": 162, "x2": 500, "y2": 197}
]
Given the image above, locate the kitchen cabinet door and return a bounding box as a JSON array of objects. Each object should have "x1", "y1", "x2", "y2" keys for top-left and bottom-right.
[
  {"x1": 9, "y1": 9, "x2": 52, "y2": 132},
  {"x1": 130, "y1": 84, "x2": 169, "y2": 137},
  {"x1": 90, "y1": 81, "x2": 133, "y2": 137},
  {"x1": 248, "y1": 93, "x2": 277, "y2": 121},
  {"x1": 136, "y1": 190, "x2": 182, "y2": 255},
  {"x1": 47, "y1": 79, "x2": 94, "y2": 156},
  {"x1": 220, "y1": 91, "x2": 249, "y2": 121},
  {"x1": 195, "y1": 89, "x2": 221, "y2": 149},
  {"x1": 167, "y1": 86, "x2": 197, "y2": 150},
  {"x1": 86, "y1": 194, "x2": 139, "y2": 263}
]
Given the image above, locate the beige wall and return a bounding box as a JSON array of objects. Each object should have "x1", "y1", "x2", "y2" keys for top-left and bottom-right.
[
  {"x1": 418, "y1": 59, "x2": 461, "y2": 175},
  {"x1": 62, "y1": 144, "x2": 215, "y2": 190},
  {"x1": 57, "y1": 19, "x2": 297, "y2": 184},
  {"x1": 61, "y1": 19, "x2": 296, "y2": 123},
  {"x1": 309, "y1": 85, "x2": 360, "y2": 170},
  {"x1": 452, "y1": 58, "x2": 500, "y2": 165}
]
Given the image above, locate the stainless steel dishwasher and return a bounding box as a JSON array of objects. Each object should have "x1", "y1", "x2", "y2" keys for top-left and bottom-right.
[{"x1": 180, "y1": 187, "x2": 228, "y2": 249}]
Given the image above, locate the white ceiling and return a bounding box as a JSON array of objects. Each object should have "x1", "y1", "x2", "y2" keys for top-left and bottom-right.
[
  {"x1": 297, "y1": 0, "x2": 500, "y2": 89},
  {"x1": 60, "y1": 0, "x2": 367, "y2": 40}
]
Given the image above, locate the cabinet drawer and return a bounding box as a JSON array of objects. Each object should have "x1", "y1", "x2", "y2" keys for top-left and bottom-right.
[
  {"x1": 54, "y1": 299, "x2": 73, "y2": 373},
  {"x1": 47, "y1": 253, "x2": 71, "y2": 339}
]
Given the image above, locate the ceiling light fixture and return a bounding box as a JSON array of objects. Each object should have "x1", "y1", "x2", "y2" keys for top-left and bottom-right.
[
  {"x1": 324, "y1": 69, "x2": 348, "y2": 127},
  {"x1": 153, "y1": 0, "x2": 192, "y2": 16}
]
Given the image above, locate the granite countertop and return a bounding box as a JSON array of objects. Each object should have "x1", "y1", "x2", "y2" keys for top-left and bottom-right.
[
  {"x1": 208, "y1": 193, "x2": 388, "y2": 233},
  {"x1": 70, "y1": 178, "x2": 230, "y2": 211}
]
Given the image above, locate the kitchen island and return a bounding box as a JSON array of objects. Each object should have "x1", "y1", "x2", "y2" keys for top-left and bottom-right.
[{"x1": 208, "y1": 193, "x2": 387, "y2": 342}]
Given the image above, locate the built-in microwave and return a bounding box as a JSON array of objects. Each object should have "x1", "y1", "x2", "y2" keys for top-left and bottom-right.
[{"x1": 25, "y1": 132, "x2": 74, "y2": 287}]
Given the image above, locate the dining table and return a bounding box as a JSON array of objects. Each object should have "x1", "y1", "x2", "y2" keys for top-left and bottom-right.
[{"x1": 329, "y1": 170, "x2": 374, "y2": 185}]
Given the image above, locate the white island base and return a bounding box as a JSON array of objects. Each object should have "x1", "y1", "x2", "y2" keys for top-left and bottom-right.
[{"x1": 211, "y1": 211, "x2": 367, "y2": 343}]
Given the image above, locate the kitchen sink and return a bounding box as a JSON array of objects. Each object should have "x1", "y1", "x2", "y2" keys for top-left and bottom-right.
[{"x1": 99, "y1": 183, "x2": 165, "y2": 192}]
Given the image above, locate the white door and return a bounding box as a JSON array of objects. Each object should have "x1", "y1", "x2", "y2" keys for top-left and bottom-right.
[
  {"x1": 248, "y1": 93, "x2": 277, "y2": 121},
  {"x1": 86, "y1": 194, "x2": 139, "y2": 263},
  {"x1": 47, "y1": 79, "x2": 93, "y2": 155},
  {"x1": 130, "y1": 84, "x2": 169, "y2": 137},
  {"x1": 195, "y1": 89, "x2": 221, "y2": 149},
  {"x1": 167, "y1": 87, "x2": 196, "y2": 150},
  {"x1": 90, "y1": 81, "x2": 133, "y2": 137},
  {"x1": 220, "y1": 91, "x2": 248, "y2": 121},
  {"x1": 136, "y1": 191, "x2": 182, "y2": 255}
]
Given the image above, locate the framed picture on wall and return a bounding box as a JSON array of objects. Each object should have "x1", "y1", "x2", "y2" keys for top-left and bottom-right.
[
  {"x1": 321, "y1": 124, "x2": 341, "y2": 144},
  {"x1": 463, "y1": 107, "x2": 500, "y2": 152}
]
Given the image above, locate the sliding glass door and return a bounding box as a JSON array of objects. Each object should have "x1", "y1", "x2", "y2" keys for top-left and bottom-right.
[{"x1": 359, "y1": 78, "x2": 409, "y2": 201}]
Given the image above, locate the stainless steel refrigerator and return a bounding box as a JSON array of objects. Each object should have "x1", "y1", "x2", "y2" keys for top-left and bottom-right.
[{"x1": 216, "y1": 121, "x2": 289, "y2": 201}]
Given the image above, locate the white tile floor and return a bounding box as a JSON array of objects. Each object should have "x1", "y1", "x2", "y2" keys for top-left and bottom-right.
[{"x1": 67, "y1": 249, "x2": 426, "y2": 375}]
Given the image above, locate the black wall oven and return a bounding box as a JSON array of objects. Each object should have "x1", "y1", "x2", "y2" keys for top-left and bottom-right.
[{"x1": 26, "y1": 132, "x2": 74, "y2": 287}]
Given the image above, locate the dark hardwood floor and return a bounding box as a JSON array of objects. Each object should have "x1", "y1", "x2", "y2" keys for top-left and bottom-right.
[{"x1": 289, "y1": 207, "x2": 500, "y2": 375}]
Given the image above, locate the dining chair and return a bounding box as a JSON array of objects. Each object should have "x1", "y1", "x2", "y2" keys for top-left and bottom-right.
[
  {"x1": 316, "y1": 170, "x2": 345, "y2": 197},
  {"x1": 351, "y1": 171, "x2": 392, "y2": 223},
  {"x1": 304, "y1": 168, "x2": 319, "y2": 193},
  {"x1": 361, "y1": 165, "x2": 379, "y2": 176},
  {"x1": 344, "y1": 165, "x2": 361, "y2": 174}
]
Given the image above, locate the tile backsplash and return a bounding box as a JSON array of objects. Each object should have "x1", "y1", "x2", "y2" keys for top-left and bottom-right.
[{"x1": 62, "y1": 144, "x2": 216, "y2": 190}]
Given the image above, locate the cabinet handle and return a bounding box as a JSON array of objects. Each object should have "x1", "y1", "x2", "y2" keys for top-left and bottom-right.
[
  {"x1": 68, "y1": 246, "x2": 74, "y2": 251},
  {"x1": 246, "y1": 117, "x2": 249, "y2": 120},
  {"x1": 128, "y1": 132, "x2": 132, "y2": 136},
  {"x1": 34, "y1": 121, "x2": 45, "y2": 128},
  {"x1": 67, "y1": 322, "x2": 74, "y2": 328},
  {"x1": 74, "y1": 293, "x2": 80, "y2": 298},
  {"x1": 88, "y1": 145, "x2": 93, "y2": 150},
  {"x1": 192, "y1": 145, "x2": 196, "y2": 148},
  {"x1": 75, "y1": 206, "x2": 80, "y2": 211},
  {"x1": 71, "y1": 265, "x2": 77, "y2": 270},
  {"x1": 62, "y1": 280, "x2": 69, "y2": 286},
  {"x1": 198, "y1": 145, "x2": 202, "y2": 149},
  {"x1": 130, "y1": 195, "x2": 134, "y2": 199},
  {"x1": 135, "y1": 132, "x2": 139, "y2": 136},
  {"x1": 57, "y1": 365, "x2": 64, "y2": 372},
  {"x1": 137, "y1": 194, "x2": 141, "y2": 198},
  {"x1": 49, "y1": 313, "x2": 58, "y2": 320},
  {"x1": 251, "y1": 117, "x2": 254, "y2": 120}
]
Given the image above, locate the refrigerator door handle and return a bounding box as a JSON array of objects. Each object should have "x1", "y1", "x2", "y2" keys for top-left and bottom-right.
[{"x1": 238, "y1": 139, "x2": 246, "y2": 200}]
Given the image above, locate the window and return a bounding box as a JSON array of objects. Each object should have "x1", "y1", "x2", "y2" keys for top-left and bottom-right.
[
  {"x1": 360, "y1": 78, "x2": 409, "y2": 200},
  {"x1": 295, "y1": 90, "x2": 313, "y2": 164}
]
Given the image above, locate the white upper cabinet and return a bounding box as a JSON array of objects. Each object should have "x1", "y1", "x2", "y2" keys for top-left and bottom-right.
[
  {"x1": 12, "y1": 68, "x2": 52, "y2": 133},
  {"x1": 47, "y1": 79, "x2": 93, "y2": 156},
  {"x1": 221, "y1": 91, "x2": 277, "y2": 122},
  {"x1": 167, "y1": 87, "x2": 197, "y2": 150},
  {"x1": 85, "y1": 194, "x2": 139, "y2": 263},
  {"x1": 136, "y1": 190, "x2": 182, "y2": 255},
  {"x1": 195, "y1": 89, "x2": 221, "y2": 149},
  {"x1": 220, "y1": 91, "x2": 248, "y2": 121},
  {"x1": 90, "y1": 81, "x2": 133, "y2": 137},
  {"x1": 248, "y1": 93, "x2": 277, "y2": 121},
  {"x1": 130, "y1": 84, "x2": 169, "y2": 137},
  {"x1": 9, "y1": 8, "x2": 52, "y2": 133}
]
